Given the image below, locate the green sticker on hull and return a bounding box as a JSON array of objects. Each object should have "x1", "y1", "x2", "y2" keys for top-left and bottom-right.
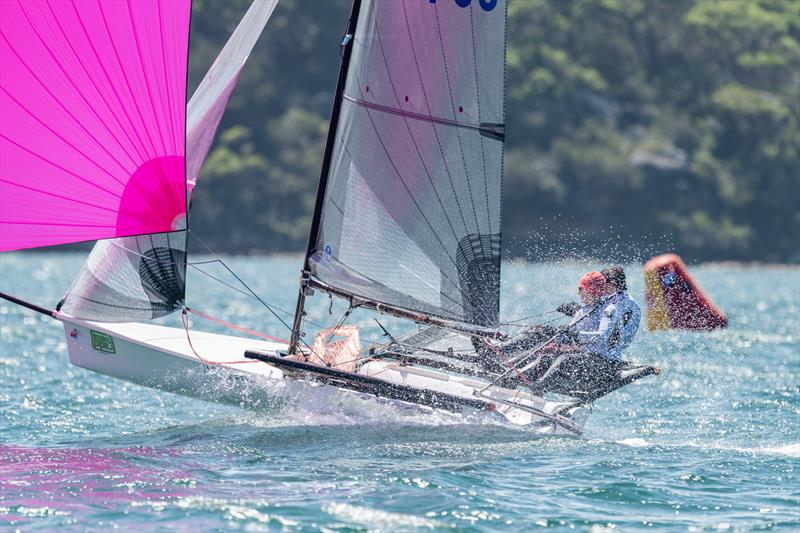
[{"x1": 90, "y1": 330, "x2": 116, "y2": 354}]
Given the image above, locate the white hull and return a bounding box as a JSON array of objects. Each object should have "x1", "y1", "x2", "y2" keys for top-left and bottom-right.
[{"x1": 59, "y1": 314, "x2": 587, "y2": 434}]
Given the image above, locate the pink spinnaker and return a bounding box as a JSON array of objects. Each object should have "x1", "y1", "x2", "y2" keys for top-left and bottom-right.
[{"x1": 0, "y1": 0, "x2": 191, "y2": 251}]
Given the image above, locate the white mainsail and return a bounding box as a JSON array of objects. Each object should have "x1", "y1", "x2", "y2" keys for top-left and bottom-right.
[{"x1": 291, "y1": 0, "x2": 507, "y2": 354}]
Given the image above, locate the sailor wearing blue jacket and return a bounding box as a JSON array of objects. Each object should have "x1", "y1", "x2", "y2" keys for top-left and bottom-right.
[
  {"x1": 567, "y1": 271, "x2": 618, "y2": 359},
  {"x1": 602, "y1": 267, "x2": 641, "y2": 359},
  {"x1": 565, "y1": 268, "x2": 641, "y2": 360}
]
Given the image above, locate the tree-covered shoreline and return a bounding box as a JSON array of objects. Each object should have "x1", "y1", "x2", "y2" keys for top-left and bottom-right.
[{"x1": 186, "y1": 0, "x2": 798, "y2": 262}]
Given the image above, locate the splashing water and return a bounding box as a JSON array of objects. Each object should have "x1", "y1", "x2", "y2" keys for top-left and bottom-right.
[{"x1": 1, "y1": 253, "x2": 797, "y2": 530}]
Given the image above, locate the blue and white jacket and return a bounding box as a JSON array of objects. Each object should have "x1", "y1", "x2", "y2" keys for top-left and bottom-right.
[
  {"x1": 605, "y1": 291, "x2": 642, "y2": 358},
  {"x1": 570, "y1": 291, "x2": 641, "y2": 360}
]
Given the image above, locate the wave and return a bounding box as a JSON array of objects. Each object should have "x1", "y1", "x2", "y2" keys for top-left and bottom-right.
[
  {"x1": 733, "y1": 443, "x2": 800, "y2": 458},
  {"x1": 613, "y1": 438, "x2": 800, "y2": 458}
]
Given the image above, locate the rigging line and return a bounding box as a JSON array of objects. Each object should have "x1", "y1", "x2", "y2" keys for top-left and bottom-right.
[
  {"x1": 181, "y1": 310, "x2": 261, "y2": 365},
  {"x1": 187, "y1": 231, "x2": 320, "y2": 357},
  {"x1": 68, "y1": 1, "x2": 152, "y2": 161},
  {"x1": 69, "y1": 296, "x2": 172, "y2": 312},
  {"x1": 101, "y1": 237, "x2": 268, "y2": 310},
  {"x1": 373, "y1": 17, "x2": 460, "y2": 243},
  {"x1": 321, "y1": 329, "x2": 401, "y2": 371},
  {"x1": 324, "y1": 306, "x2": 353, "y2": 345},
  {"x1": 44, "y1": 1, "x2": 145, "y2": 165},
  {"x1": 482, "y1": 338, "x2": 536, "y2": 389},
  {"x1": 433, "y1": 8, "x2": 482, "y2": 240},
  {"x1": 185, "y1": 307, "x2": 288, "y2": 344},
  {"x1": 101, "y1": 237, "x2": 303, "y2": 321},
  {"x1": 388, "y1": 341, "x2": 480, "y2": 357},
  {"x1": 499, "y1": 310, "x2": 561, "y2": 326},
  {"x1": 102, "y1": 235, "x2": 219, "y2": 266},
  {"x1": 187, "y1": 263, "x2": 318, "y2": 325},
  {"x1": 8, "y1": 6, "x2": 137, "y2": 173}
]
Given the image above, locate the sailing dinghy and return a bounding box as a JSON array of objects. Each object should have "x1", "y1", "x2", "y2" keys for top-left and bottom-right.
[{"x1": 1, "y1": 0, "x2": 657, "y2": 436}]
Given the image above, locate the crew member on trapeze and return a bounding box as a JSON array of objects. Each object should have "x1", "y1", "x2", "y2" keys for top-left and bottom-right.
[
  {"x1": 494, "y1": 269, "x2": 629, "y2": 357},
  {"x1": 531, "y1": 267, "x2": 641, "y2": 360},
  {"x1": 598, "y1": 266, "x2": 641, "y2": 358},
  {"x1": 487, "y1": 267, "x2": 653, "y2": 399}
]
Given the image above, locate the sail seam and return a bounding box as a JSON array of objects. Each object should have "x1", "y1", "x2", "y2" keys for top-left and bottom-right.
[
  {"x1": 432, "y1": 7, "x2": 480, "y2": 244},
  {"x1": 0, "y1": 134, "x2": 122, "y2": 199},
  {"x1": 55, "y1": 2, "x2": 148, "y2": 164},
  {"x1": 311, "y1": 271, "x2": 467, "y2": 318},
  {"x1": 398, "y1": 3, "x2": 466, "y2": 240},
  {"x1": 0, "y1": 86, "x2": 127, "y2": 188},
  {"x1": 127, "y1": 2, "x2": 169, "y2": 159},
  {"x1": 340, "y1": 146, "x2": 470, "y2": 306},
  {"x1": 0, "y1": 178, "x2": 118, "y2": 213},
  {"x1": 453, "y1": 74, "x2": 482, "y2": 259},
  {"x1": 97, "y1": 2, "x2": 159, "y2": 158},
  {"x1": 157, "y1": 5, "x2": 179, "y2": 156},
  {"x1": 470, "y1": 7, "x2": 491, "y2": 263},
  {"x1": 373, "y1": 14, "x2": 460, "y2": 243}
]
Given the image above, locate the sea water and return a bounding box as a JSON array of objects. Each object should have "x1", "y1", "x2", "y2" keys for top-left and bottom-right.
[{"x1": 1, "y1": 253, "x2": 797, "y2": 531}]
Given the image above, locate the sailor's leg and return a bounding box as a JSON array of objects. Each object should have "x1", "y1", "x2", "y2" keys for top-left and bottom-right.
[{"x1": 535, "y1": 351, "x2": 579, "y2": 384}]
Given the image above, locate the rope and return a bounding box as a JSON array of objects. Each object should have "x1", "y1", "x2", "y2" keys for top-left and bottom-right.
[
  {"x1": 185, "y1": 307, "x2": 289, "y2": 344},
  {"x1": 181, "y1": 309, "x2": 262, "y2": 366},
  {"x1": 481, "y1": 338, "x2": 536, "y2": 389},
  {"x1": 499, "y1": 310, "x2": 560, "y2": 327}
]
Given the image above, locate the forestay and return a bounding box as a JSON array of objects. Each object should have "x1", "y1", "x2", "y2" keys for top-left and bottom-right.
[
  {"x1": 58, "y1": 0, "x2": 278, "y2": 322},
  {"x1": 307, "y1": 0, "x2": 506, "y2": 328},
  {"x1": 0, "y1": 1, "x2": 191, "y2": 251}
]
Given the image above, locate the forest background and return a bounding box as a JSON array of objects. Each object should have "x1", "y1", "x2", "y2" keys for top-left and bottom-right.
[{"x1": 186, "y1": 0, "x2": 799, "y2": 262}]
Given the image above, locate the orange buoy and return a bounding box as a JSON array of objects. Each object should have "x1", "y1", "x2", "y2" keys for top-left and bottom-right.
[{"x1": 644, "y1": 254, "x2": 727, "y2": 331}]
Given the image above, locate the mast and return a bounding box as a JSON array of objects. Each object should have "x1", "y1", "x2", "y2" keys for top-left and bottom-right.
[{"x1": 289, "y1": 0, "x2": 363, "y2": 354}]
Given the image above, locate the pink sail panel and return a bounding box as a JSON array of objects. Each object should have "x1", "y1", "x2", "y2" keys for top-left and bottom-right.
[{"x1": 0, "y1": 0, "x2": 191, "y2": 252}]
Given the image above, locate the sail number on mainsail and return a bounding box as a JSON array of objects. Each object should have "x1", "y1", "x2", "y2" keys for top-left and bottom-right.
[{"x1": 430, "y1": 0, "x2": 499, "y2": 13}]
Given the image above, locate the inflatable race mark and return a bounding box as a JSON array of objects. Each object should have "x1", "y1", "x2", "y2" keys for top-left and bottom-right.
[{"x1": 644, "y1": 254, "x2": 727, "y2": 331}]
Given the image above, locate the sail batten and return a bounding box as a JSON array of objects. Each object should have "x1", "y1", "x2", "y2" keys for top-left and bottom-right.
[
  {"x1": 304, "y1": 0, "x2": 506, "y2": 329},
  {"x1": 342, "y1": 95, "x2": 505, "y2": 139}
]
